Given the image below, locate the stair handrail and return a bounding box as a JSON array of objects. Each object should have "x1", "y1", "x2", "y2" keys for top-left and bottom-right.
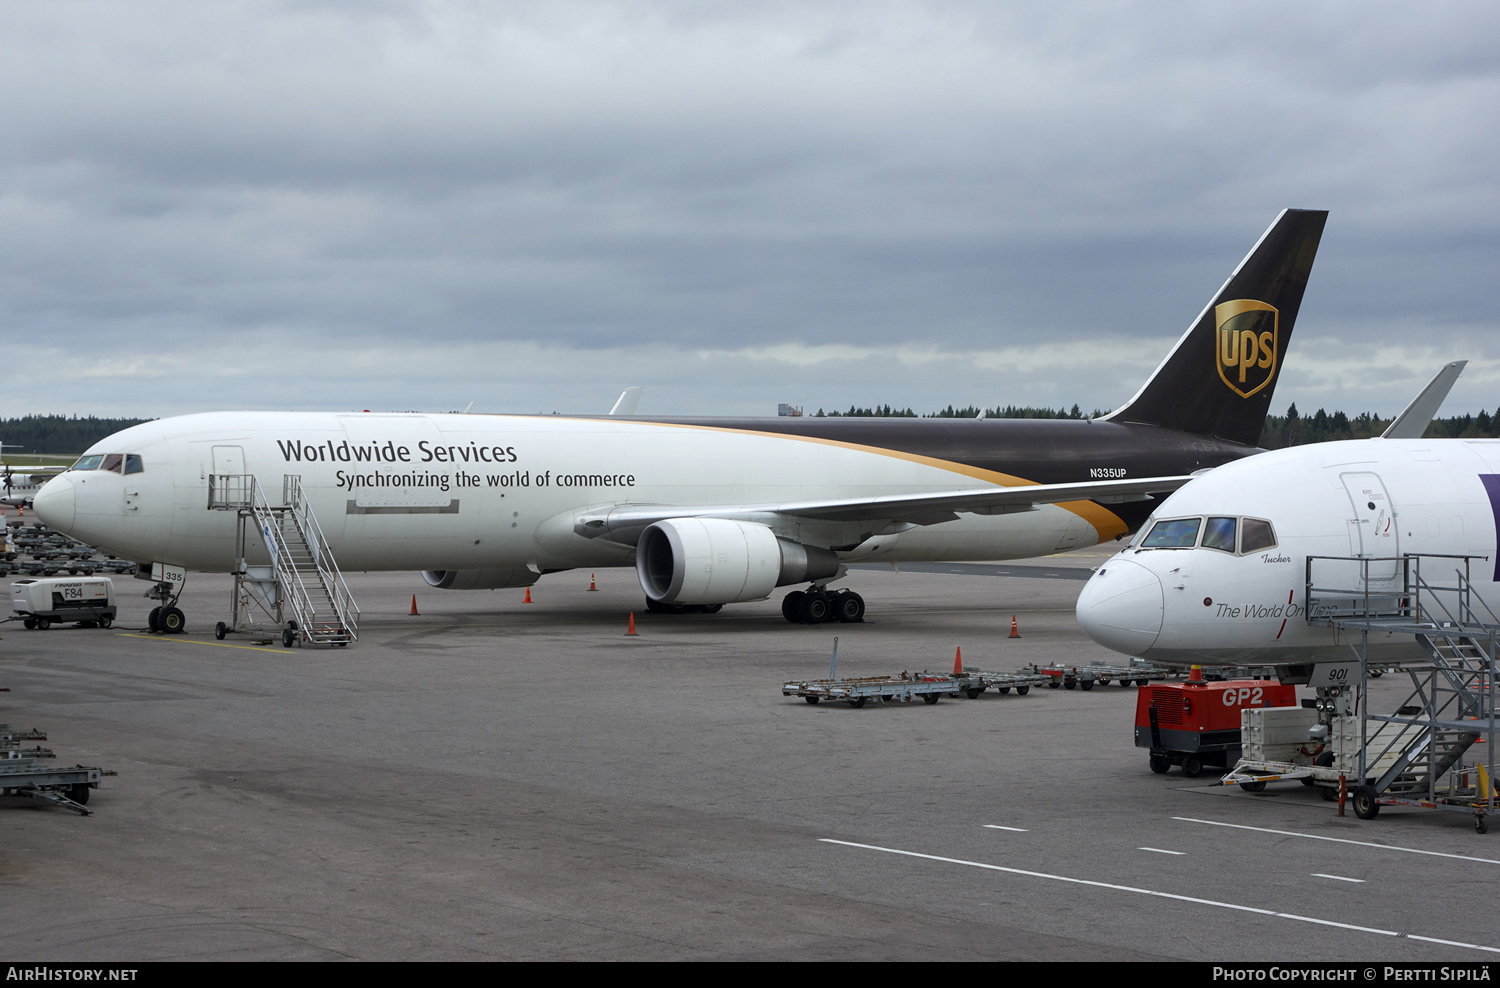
[
  {"x1": 283, "y1": 476, "x2": 359, "y2": 638},
  {"x1": 245, "y1": 480, "x2": 322, "y2": 635}
]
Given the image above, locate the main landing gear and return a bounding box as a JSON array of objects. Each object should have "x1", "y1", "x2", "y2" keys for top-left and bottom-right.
[{"x1": 782, "y1": 588, "x2": 864, "y2": 625}]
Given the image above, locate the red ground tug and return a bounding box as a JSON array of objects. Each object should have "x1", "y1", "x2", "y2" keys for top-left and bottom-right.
[{"x1": 1135, "y1": 667, "x2": 1297, "y2": 777}]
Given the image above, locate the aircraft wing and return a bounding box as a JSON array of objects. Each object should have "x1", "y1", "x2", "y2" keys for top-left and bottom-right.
[{"x1": 574, "y1": 474, "x2": 1195, "y2": 544}]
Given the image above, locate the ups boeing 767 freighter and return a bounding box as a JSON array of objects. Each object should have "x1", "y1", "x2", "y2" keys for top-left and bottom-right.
[{"x1": 32, "y1": 209, "x2": 1327, "y2": 636}]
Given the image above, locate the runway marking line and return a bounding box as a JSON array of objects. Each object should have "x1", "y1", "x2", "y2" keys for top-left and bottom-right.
[
  {"x1": 818, "y1": 838, "x2": 1500, "y2": 955},
  {"x1": 1313, "y1": 874, "x2": 1366, "y2": 883},
  {"x1": 1138, "y1": 847, "x2": 1185, "y2": 855},
  {"x1": 983, "y1": 825, "x2": 1028, "y2": 832},
  {"x1": 117, "y1": 633, "x2": 280, "y2": 653},
  {"x1": 1173, "y1": 817, "x2": 1500, "y2": 866}
]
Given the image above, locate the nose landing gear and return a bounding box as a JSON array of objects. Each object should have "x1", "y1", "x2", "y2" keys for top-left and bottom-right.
[{"x1": 145, "y1": 579, "x2": 187, "y2": 635}]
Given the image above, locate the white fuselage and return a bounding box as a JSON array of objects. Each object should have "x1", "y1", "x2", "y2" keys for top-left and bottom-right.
[
  {"x1": 1076, "y1": 438, "x2": 1500, "y2": 666},
  {"x1": 33, "y1": 412, "x2": 1119, "y2": 580}
]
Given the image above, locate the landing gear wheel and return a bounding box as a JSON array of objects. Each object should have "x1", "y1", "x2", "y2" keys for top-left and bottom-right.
[
  {"x1": 281, "y1": 628, "x2": 295, "y2": 648},
  {"x1": 833, "y1": 591, "x2": 865, "y2": 623},
  {"x1": 68, "y1": 783, "x2": 90, "y2": 806},
  {"x1": 782, "y1": 591, "x2": 806, "y2": 624},
  {"x1": 159, "y1": 607, "x2": 185, "y2": 634},
  {"x1": 804, "y1": 696, "x2": 820, "y2": 705},
  {"x1": 1149, "y1": 754, "x2": 1169, "y2": 774},
  {"x1": 799, "y1": 592, "x2": 831, "y2": 625},
  {"x1": 148, "y1": 607, "x2": 161, "y2": 632},
  {"x1": 847, "y1": 697, "x2": 866, "y2": 708},
  {"x1": 646, "y1": 598, "x2": 667, "y2": 614},
  {"x1": 701, "y1": 603, "x2": 723, "y2": 614},
  {"x1": 1238, "y1": 781, "x2": 1267, "y2": 793},
  {"x1": 215, "y1": 621, "x2": 227, "y2": 640},
  {"x1": 1182, "y1": 755, "x2": 1204, "y2": 778},
  {"x1": 922, "y1": 693, "x2": 940, "y2": 705},
  {"x1": 1352, "y1": 785, "x2": 1380, "y2": 820}
]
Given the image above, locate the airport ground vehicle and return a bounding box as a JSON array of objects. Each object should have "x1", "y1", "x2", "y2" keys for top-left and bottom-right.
[
  {"x1": 1135, "y1": 669, "x2": 1296, "y2": 777},
  {"x1": 10, "y1": 576, "x2": 117, "y2": 629}
]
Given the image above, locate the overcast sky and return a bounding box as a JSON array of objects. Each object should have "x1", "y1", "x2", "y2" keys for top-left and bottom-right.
[{"x1": 2, "y1": 2, "x2": 1497, "y2": 421}]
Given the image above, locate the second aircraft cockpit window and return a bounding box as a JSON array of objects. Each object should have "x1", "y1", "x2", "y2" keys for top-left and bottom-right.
[
  {"x1": 1136, "y1": 515, "x2": 1276, "y2": 555},
  {"x1": 69, "y1": 453, "x2": 144, "y2": 474}
]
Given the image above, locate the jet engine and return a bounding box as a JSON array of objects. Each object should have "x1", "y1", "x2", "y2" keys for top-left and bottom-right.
[
  {"x1": 636, "y1": 517, "x2": 840, "y2": 605},
  {"x1": 422, "y1": 567, "x2": 538, "y2": 590}
]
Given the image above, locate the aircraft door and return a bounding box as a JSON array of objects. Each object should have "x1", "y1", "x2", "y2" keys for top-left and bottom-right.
[
  {"x1": 210, "y1": 445, "x2": 248, "y2": 506},
  {"x1": 212, "y1": 445, "x2": 245, "y2": 477},
  {"x1": 1340, "y1": 471, "x2": 1398, "y2": 582}
]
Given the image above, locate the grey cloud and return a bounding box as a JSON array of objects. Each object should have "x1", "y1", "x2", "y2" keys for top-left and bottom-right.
[{"x1": 0, "y1": 2, "x2": 1497, "y2": 419}]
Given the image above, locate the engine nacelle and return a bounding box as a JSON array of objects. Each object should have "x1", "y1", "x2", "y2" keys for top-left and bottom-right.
[
  {"x1": 636, "y1": 518, "x2": 840, "y2": 605},
  {"x1": 422, "y1": 567, "x2": 538, "y2": 590}
]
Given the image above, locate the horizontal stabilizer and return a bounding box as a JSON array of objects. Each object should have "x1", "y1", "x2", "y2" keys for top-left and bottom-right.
[
  {"x1": 609, "y1": 387, "x2": 644, "y2": 416},
  {"x1": 1379, "y1": 361, "x2": 1466, "y2": 439}
]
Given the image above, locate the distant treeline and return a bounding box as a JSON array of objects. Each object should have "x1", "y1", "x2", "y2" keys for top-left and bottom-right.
[
  {"x1": 815, "y1": 404, "x2": 1108, "y2": 419},
  {"x1": 813, "y1": 402, "x2": 1500, "y2": 447},
  {"x1": 7, "y1": 405, "x2": 1500, "y2": 456},
  {"x1": 1, "y1": 416, "x2": 155, "y2": 455},
  {"x1": 1260, "y1": 404, "x2": 1500, "y2": 448}
]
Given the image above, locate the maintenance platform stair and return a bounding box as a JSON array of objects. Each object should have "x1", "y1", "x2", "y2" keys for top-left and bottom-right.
[
  {"x1": 210, "y1": 473, "x2": 359, "y2": 646},
  {"x1": 1299, "y1": 552, "x2": 1497, "y2": 829}
]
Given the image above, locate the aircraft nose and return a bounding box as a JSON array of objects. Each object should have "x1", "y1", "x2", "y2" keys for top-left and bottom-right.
[
  {"x1": 1075, "y1": 557, "x2": 1163, "y2": 656},
  {"x1": 32, "y1": 475, "x2": 76, "y2": 531}
]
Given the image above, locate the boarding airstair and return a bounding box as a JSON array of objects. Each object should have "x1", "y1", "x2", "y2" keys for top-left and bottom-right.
[
  {"x1": 1299, "y1": 554, "x2": 1497, "y2": 829},
  {"x1": 209, "y1": 474, "x2": 359, "y2": 646}
]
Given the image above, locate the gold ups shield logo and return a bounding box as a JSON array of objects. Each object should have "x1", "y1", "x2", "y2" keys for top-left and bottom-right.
[{"x1": 1215, "y1": 299, "x2": 1278, "y2": 398}]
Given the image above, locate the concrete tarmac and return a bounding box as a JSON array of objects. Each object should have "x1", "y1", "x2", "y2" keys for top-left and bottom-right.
[{"x1": 1, "y1": 551, "x2": 1496, "y2": 961}]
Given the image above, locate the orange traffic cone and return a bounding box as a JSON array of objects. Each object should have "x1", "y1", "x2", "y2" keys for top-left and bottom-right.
[
  {"x1": 523, "y1": 586, "x2": 533, "y2": 604},
  {"x1": 952, "y1": 646, "x2": 964, "y2": 676},
  {"x1": 625, "y1": 612, "x2": 638, "y2": 636},
  {"x1": 410, "y1": 594, "x2": 419, "y2": 616},
  {"x1": 1009, "y1": 615, "x2": 1021, "y2": 638},
  {"x1": 587, "y1": 573, "x2": 598, "y2": 591}
]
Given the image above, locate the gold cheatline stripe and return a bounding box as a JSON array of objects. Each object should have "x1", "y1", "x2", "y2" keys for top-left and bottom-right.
[{"x1": 527, "y1": 416, "x2": 1129, "y2": 541}]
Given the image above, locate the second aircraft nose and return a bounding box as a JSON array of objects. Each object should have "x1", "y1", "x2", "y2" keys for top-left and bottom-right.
[
  {"x1": 1075, "y1": 557, "x2": 1164, "y2": 656},
  {"x1": 32, "y1": 475, "x2": 76, "y2": 531}
]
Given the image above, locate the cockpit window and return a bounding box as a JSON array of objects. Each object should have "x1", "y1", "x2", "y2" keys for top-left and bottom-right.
[
  {"x1": 1203, "y1": 516, "x2": 1236, "y2": 553},
  {"x1": 69, "y1": 453, "x2": 141, "y2": 473},
  {"x1": 1142, "y1": 517, "x2": 1201, "y2": 548},
  {"x1": 1241, "y1": 518, "x2": 1276, "y2": 553}
]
